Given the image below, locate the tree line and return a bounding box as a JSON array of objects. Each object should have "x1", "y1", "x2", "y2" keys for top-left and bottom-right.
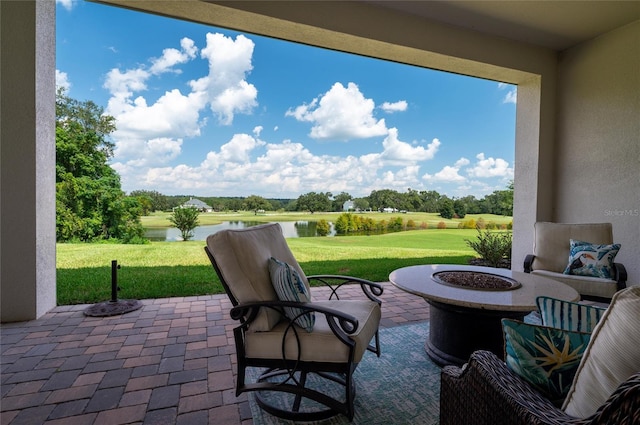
[
  {"x1": 130, "y1": 185, "x2": 513, "y2": 219},
  {"x1": 55, "y1": 90, "x2": 512, "y2": 243}
]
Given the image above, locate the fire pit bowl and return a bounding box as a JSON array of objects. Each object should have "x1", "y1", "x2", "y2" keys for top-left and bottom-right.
[{"x1": 433, "y1": 270, "x2": 521, "y2": 291}]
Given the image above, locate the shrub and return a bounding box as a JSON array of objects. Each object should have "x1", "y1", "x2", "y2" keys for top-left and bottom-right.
[
  {"x1": 316, "y1": 219, "x2": 330, "y2": 236},
  {"x1": 437, "y1": 221, "x2": 447, "y2": 229},
  {"x1": 458, "y1": 218, "x2": 477, "y2": 229},
  {"x1": 465, "y1": 229, "x2": 512, "y2": 267},
  {"x1": 387, "y1": 217, "x2": 404, "y2": 231},
  {"x1": 475, "y1": 217, "x2": 486, "y2": 229},
  {"x1": 406, "y1": 219, "x2": 416, "y2": 229}
]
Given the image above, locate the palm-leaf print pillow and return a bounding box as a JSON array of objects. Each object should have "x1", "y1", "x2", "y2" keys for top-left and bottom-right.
[{"x1": 502, "y1": 319, "x2": 591, "y2": 405}]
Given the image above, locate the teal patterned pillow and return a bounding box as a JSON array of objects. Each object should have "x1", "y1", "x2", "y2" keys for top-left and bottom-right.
[
  {"x1": 563, "y1": 239, "x2": 620, "y2": 279},
  {"x1": 268, "y1": 257, "x2": 315, "y2": 332},
  {"x1": 536, "y1": 296, "x2": 606, "y2": 333},
  {"x1": 502, "y1": 319, "x2": 591, "y2": 405}
]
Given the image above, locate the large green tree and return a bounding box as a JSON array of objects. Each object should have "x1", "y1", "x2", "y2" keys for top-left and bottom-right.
[
  {"x1": 243, "y1": 194, "x2": 271, "y2": 214},
  {"x1": 129, "y1": 190, "x2": 169, "y2": 213},
  {"x1": 296, "y1": 192, "x2": 332, "y2": 213},
  {"x1": 55, "y1": 89, "x2": 145, "y2": 242}
]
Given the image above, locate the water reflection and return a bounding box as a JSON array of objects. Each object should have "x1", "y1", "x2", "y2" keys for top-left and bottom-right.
[{"x1": 144, "y1": 221, "x2": 335, "y2": 241}]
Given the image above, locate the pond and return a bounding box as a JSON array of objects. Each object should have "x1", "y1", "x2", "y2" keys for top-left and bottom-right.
[{"x1": 144, "y1": 221, "x2": 336, "y2": 241}]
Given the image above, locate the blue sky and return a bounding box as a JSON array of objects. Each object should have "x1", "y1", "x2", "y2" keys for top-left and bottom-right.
[{"x1": 55, "y1": 0, "x2": 516, "y2": 199}]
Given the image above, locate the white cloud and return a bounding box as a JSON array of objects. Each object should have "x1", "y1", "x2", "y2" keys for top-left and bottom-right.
[
  {"x1": 423, "y1": 157, "x2": 470, "y2": 182},
  {"x1": 498, "y1": 82, "x2": 517, "y2": 104},
  {"x1": 466, "y1": 153, "x2": 513, "y2": 178},
  {"x1": 149, "y1": 38, "x2": 197, "y2": 75},
  {"x1": 253, "y1": 126, "x2": 263, "y2": 137},
  {"x1": 56, "y1": 70, "x2": 71, "y2": 91},
  {"x1": 380, "y1": 129, "x2": 440, "y2": 164},
  {"x1": 380, "y1": 100, "x2": 408, "y2": 113},
  {"x1": 110, "y1": 89, "x2": 205, "y2": 160},
  {"x1": 56, "y1": 0, "x2": 74, "y2": 11},
  {"x1": 119, "y1": 132, "x2": 386, "y2": 197},
  {"x1": 115, "y1": 137, "x2": 183, "y2": 168},
  {"x1": 503, "y1": 88, "x2": 517, "y2": 104},
  {"x1": 104, "y1": 33, "x2": 261, "y2": 166},
  {"x1": 191, "y1": 33, "x2": 258, "y2": 125},
  {"x1": 286, "y1": 82, "x2": 388, "y2": 140}
]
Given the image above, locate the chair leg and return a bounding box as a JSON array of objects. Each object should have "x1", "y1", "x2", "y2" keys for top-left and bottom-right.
[
  {"x1": 292, "y1": 370, "x2": 307, "y2": 412},
  {"x1": 250, "y1": 368, "x2": 352, "y2": 421}
]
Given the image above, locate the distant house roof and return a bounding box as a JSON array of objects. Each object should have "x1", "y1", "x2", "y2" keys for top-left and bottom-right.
[
  {"x1": 343, "y1": 200, "x2": 355, "y2": 211},
  {"x1": 182, "y1": 198, "x2": 212, "y2": 210}
]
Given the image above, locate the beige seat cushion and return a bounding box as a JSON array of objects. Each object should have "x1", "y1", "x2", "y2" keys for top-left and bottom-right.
[
  {"x1": 562, "y1": 286, "x2": 640, "y2": 418},
  {"x1": 532, "y1": 222, "x2": 613, "y2": 273},
  {"x1": 531, "y1": 270, "x2": 618, "y2": 299},
  {"x1": 245, "y1": 300, "x2": 381, "y2": 363},
  {"x1": 206, "y1": 223, "x2": 310, "y2": 332}
]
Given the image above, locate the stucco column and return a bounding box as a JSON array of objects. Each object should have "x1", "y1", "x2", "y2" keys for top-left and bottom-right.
[
  {"x1": 1, "y1": 0, "x2": 56, "y2": 322},
  {"x1": 511, "y1": 75, "x2": 557, "y2": 271}
]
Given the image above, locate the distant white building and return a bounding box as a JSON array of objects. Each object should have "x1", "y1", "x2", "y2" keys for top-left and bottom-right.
[
  {"x1": 382, "y1": 207, "x2": 398, "y2": 213},
  {"x1": 181, "y1": 198, "x2": 213, "y2": 212},
  {"x1": 342, "y1": 200, "x2": 355, "y2": 211}
]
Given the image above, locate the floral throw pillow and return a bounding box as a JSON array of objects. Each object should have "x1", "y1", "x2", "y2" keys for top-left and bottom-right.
[
  {"x1": 562, "y1": 239, "x2": 620, "y2": 279},
  {"x1": 268, "y1": 257, "x2": 315, "y2": 332},
  {"x1": 502, "y1": 319, "x2": 591, "y2": 405}
]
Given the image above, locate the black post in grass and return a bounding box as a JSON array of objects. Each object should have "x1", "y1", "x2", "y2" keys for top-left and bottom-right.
[
  {"x1": 111, "y1": 260, "x2": 121, "y2": 302},
  {"x1": 84, "y1": 260, "x2": 143, "y2": 317}
]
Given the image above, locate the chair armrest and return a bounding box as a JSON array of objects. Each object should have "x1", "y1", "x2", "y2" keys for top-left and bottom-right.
[
  {"x1": 307, "y1": 275, "x2": 383, "y2": 304},
  {"x1": 613, "y1": 263, "x2": 627, "y2": 290},
  {"x1": 524, "y1": 254, "x2": 536, "y2": 273},
  {"x1": 230, "y1": 300, "x2": 359, "y2": 335},
  {"x1": 440, "y1": 350, "x2": 640, "y2": 425},
  {"x1": 440, "y1": 350, "x2": 560, "y2": 425}
]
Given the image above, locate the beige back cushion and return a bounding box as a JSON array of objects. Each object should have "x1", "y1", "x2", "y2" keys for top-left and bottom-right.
[
  {"x1": 532, "y1": 222, "x2": 613, "y2": 273},
  {"x1": 562, "y1": 286, "x2": 640, "y2": 417},
  {"x1": 206, "y1": 223, "x2": 309, "y2": 332}
]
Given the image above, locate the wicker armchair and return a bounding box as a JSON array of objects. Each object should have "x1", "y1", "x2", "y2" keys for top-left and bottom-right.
[{"x1": 440, "y1": 350, "x2": 640, "y2": 425}]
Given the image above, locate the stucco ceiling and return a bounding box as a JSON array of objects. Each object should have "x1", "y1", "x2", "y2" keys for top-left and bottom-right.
[{"x1": 364, "y1": 1, "x2": 640, "y2": 51}]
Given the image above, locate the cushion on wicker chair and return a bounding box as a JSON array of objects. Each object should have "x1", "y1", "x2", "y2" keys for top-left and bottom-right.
[
  {"x1": 562, "y1": 286, "x2": 640, "y2": 417},
  {"x1": 502, "y1": 319, "x2": 591, "y2": 404}
]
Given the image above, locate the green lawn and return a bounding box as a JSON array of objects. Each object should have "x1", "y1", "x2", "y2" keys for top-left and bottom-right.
[{"x1": 56, "y1": 228, "x2": 484, "y2": 305}]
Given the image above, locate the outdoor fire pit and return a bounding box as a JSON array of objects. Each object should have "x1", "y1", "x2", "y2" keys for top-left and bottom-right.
[{"x1": 433, "y1": 271, "x2": 521, "y2": 291}]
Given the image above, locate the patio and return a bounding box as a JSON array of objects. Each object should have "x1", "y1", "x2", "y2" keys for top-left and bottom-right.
[{"x1": 0, "y1": 283, "x2": 429, "y2": 425}]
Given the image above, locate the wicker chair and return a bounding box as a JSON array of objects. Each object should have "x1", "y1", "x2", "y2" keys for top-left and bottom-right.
[
  {"x1": 440, "y1": 350, "x2": 640, "y2": 425},
  {"x1": 204, "y1": 223, "x2": 383, "y2": 421}
]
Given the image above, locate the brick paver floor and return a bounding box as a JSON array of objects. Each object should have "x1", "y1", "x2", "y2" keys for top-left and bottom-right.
[{"x1": 1, "y1": 282, "x2": 429, "y2": 425}]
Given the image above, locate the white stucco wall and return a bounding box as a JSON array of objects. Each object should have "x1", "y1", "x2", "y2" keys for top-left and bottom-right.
[
  {"x1": 0, "y1": 1, "x2": 57, "y2": 321},
  {"x1": 555, "y1": 21, "x2": 640, "y2": 285}
]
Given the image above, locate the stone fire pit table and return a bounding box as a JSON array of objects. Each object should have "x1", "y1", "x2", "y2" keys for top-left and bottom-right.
[{"x1": 389, "y1": 264, "x2": 579, "y2": 367}]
